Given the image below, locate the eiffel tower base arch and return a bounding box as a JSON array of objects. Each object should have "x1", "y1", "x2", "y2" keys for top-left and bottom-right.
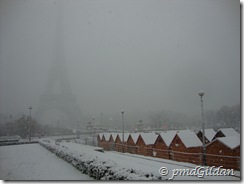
[{"x1": 35, "y1": 94, "x2": 82, "y2": 128}]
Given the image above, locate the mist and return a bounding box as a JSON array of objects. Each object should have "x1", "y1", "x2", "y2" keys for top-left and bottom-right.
[{"x1": 0, "y1": 0, "x2": 240, "y2": 128}]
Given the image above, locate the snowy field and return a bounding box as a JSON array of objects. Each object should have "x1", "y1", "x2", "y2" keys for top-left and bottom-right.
[
  {"x1": 0, "y1": 143, "x2": 94, "y2": 180},
  {"x1": 41, "y1": 139, "x2": 240, "y2": 181}
]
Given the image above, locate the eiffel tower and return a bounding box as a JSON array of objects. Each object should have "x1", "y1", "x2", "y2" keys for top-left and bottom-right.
[{"x1": 35, "y1": 1, "x2": 81, "y2": 126}]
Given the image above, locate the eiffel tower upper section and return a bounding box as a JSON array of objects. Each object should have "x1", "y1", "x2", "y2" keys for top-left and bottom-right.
[
  {"x1": 35, "y1": 1, "x2": 81, "y2": 125},
  {"x1": 45, "y1": 1, "x2": 72, "y2": 96}
]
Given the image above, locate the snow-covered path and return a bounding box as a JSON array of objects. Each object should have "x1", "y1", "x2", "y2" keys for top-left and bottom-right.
[{"x1": 0, "y1": 144, "x2": 94, "y2": 180}]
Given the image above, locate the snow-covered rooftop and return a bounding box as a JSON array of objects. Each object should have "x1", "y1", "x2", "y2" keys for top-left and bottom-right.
[
  {"x1": 139, "y1": 133, "x2": 158, "y2": 145},
  {"x1": 215, "y1": 135, "x2": 240, "y2": 149},
  {"x1": 198, "y1": 129, "x2": 216, "y2": 141},
  {"x1": 102, "y1": 133, "x2": 111, "y2": 141},
  {"x1": 160, "y1": 130, "x2": 177, "y2": 146},
  {"x1": 177, "y1": 130, "x2": 202, "y2": 148},
  {"x1": 116, "y1": 133, "x2": 130, "y2": 142},
  {"x1": 218, "y1": 128, "x2": 240, "y2": 137},
  {"x1": 110, "y1": 133, "x2": 118, "y2": 141},
  {"x1": 129, "y1": 133, "x2": 140, "y2": 143},
  {"x1": 98, "y1": 133, "x2": 103, "y2": 139}
]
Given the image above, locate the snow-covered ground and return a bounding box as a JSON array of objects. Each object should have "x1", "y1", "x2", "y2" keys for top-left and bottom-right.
[
  {"x1": 41, "y1": 139, "x2": 240, "y2": 181},
  {"x1": 0, "y1": 143, "x2": 94, "y2": 180},
  {"x1": 0, "y1": 137, "x2": 240, "y2": 181}
]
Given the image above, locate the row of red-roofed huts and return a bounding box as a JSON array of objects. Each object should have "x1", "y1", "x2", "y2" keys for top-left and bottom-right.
[{"x1": 97, "y1": 128, "x2": 240, "y2": 170}]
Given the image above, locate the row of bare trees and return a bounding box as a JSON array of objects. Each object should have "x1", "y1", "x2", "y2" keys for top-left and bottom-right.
[
  {"x1": 205, "y1": 104, "x2": 240, "y2": 130},
  {"x1": 0, "y1": 115, "x2": 73, "y2": 138},
  {"x1": 149, "y1": 104, "x2": 240, "y2": 131}
]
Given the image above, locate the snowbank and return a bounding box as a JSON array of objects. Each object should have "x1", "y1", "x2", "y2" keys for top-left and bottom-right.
[{"x1": 39, "y1": 140, "x2": 165, "y2": 180}]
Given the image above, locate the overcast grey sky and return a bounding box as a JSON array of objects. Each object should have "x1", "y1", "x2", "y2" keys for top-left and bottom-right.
[{"x1": 0, "y1": 0, "x2": 240, "y2": 119}]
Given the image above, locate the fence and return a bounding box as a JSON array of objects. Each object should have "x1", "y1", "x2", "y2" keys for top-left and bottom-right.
[
  {"x1": 205, "y1": 153, "x2": 240, "y2": 171},
  {"x1": 98, "y1": 142, "x2": 240, "y2": 170}
]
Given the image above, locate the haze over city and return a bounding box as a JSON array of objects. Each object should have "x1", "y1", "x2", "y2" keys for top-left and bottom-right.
[{"x1": 0, "y1": 0, "x2": 240, "y2": 128}]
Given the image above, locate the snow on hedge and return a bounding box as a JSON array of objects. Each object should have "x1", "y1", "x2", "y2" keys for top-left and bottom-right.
[{"x1": 39, "y1": 140, "x2": 165, "y2": 180}]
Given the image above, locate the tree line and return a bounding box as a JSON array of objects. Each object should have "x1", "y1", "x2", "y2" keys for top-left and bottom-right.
[
  {"x1": 204, "y1": 104, "x2": 240, "y2": 130},
  {"x1": 148, "y1": 104, "x2": 240, "y2": 131},
  {"x1": 0, "y1": 115, "x2": 73, "y2": 138}
]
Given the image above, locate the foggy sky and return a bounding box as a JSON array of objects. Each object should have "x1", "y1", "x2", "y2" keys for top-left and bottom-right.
[{"x1": 0, "y1": 0, "x2": 240, "y2": 120}]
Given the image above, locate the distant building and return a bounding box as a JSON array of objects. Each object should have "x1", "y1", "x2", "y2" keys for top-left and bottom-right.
[{"x1": 136, "y1": 120, "x2": 143, "y2": 132}]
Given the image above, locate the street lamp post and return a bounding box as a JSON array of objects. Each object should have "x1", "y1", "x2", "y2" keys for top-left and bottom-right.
[
  {"x1": 92, "y1": 117, "x2": 95, "y2": 125},
  {"x1": 28, "y1": 106, "x2": 32, "y2": 142},
  {"x1": 199, "y1": 90, "x2": 206, "y2": 166},
  {"x1": 92, "y1": 117, "x2": 95, "y2": 146},
  {"x1": 121, "y1": 110, "x2": 125, "y2": 153},
  {"x1": 77, "y1": 121, "x2": 80, "y2": 139},
  {"x1": 101, "y1": 113, "x2": 103, "y2": 127},
  {"x1": 9, "y1": 115, "x2": 12, "y2": 123}
]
